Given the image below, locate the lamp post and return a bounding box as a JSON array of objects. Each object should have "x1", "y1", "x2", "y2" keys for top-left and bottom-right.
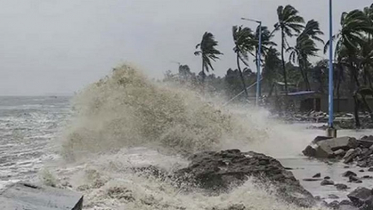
[
  {"x1": 327, "y1": 0, "x2": 337, "y2": 137},
  {"x1": 241, "y1": 18, "x2": 262, "y2": 106}
]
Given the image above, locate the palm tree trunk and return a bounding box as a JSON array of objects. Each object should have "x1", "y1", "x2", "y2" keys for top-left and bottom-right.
[
  {"x1": 303, "y1": 59, "x2": 311, "y2": 90},
  {"x1": 236, "y1": 53, "x2": 249, "y2": 99},
  {"x1": 281, "y1": 32, "x2": 288, "y2": 95},
  {"x1": 354, "y1": 95, "x2": 361, "y2": 128},
  {"x1": 361, "y1": 95, "x2": 373, "y2": 124},
  {"x1": 201, "y1": 57, "x2": 205, "y2": 84},
  {"x1": 337, "y1": 76, "x2": 341, "y2": 112}
]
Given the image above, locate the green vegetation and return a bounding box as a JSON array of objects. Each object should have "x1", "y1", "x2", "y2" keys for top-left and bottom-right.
[{"x1": 164, "y1": 3, "x2": 373, "y2": 126}]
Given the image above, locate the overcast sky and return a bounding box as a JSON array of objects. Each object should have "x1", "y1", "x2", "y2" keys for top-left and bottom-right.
[{"x1": 0, "y1": 0, "x2": 372, "y2": 95}]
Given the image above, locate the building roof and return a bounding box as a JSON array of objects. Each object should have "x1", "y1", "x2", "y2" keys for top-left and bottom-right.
[{"x1": 287, "y1": 91, "x2": 316, "y2": 96}]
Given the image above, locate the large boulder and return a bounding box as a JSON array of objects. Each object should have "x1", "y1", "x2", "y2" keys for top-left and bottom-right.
[
  {"x1": 303, "y1": 137, "x2": 358, "y2": 158},
  {"x1": 175, "y1": 149, "x2": 316, "y2": 208},
  {"x1": 347, "y1": 187, "x2": 373, "y2": 208}
]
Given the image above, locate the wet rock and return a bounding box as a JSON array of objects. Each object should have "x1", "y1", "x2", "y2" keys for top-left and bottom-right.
[
  {"x1": 339, "y1": 200, "x2": 352, "y2": 206},
  {"x1": 357, "y1": 160, "x2": 368, "y2": 167},
  {"x1": 312, "y1": 136, "x2": 333, "y2": 143},
  {"x1": 303, "y1": 178, "x2": 322, "y2": 182},
  {"x1": 357, "y1": 138, "x2": 373, "y2": 148},
  {"x1": 334, "y1": 149, "x2": 346, "y2": 157},
  {"x1": 321, "y1": 179, "x2": 334, "y2": 186},
  {"x1": 344, "y1": 148, "x2": 362, "y2": 164},
  {"x1": 324, "y1": 176, "x2": 331, "y2": 180},
  {"x1": 329, "y1": 194, "x2": 339, "y2": 199},
  {"x1": 335, "y1": 183, "x2": 348, "y2": 191},
  {"x1": 312, "y1": 173, "x2": 321, "y2": 178},
  {"x1": 327, "y1": 200, "x2": 340, "y2": 209},
  {"x1": 343, "y1": 171, "x2": 357, "y2": 177},
  {"x1": 303, "y1": 137, "x2": 358, "y2": 159},
  {"x1": 349, "y1": 176, "x2": 362, "y2": 183},
  {"x1": 347, "y1": 187, "x2": 373, "y2": 207},
  {"x1": 175, "y1": 150, "x2": 316, "y2": 208}
]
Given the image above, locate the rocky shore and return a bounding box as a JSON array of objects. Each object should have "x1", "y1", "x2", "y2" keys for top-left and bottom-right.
[
  {"x1": 302, "y1": 135, "x2": 373, "y2": 209},
  {"x1": 133, "y1": 149, "x2": 373, "y2": 209}
]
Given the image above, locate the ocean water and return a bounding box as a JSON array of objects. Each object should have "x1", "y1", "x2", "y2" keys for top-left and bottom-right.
[
  {"x1": 0, "y1": 96, "x2": 71, "y2": 189},
  {"x1": 1, "y1": 65, "x2": 372, "y2": 209}
]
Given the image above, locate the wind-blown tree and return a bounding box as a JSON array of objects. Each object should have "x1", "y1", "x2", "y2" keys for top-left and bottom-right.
[
  {"x1": 274, "y1": 5, "x2": 304, "y2": 95},
  {"x1": 287, "y1": 20, "x2": 324, "y2": 90},
  {"x1": 253, "y1": 26, "x2": 277, "y2": 60},
  {"x1": 325, "y1": 9, "x2": 373, "y2": 127},
  {"x1": 194, "y1": 32, "x2": 222, "y2": 83},
  {"x1": 232, "y1": 25, "x2": 255, "y2": 98},
  {"x1": 262, "y1": 47, "x2": 281, "y2": 96}
]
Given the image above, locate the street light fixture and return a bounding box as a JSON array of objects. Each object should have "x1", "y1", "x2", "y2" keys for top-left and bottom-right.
[{"x1": 241, "y1": 18, "x2": 262, "y2": 106}]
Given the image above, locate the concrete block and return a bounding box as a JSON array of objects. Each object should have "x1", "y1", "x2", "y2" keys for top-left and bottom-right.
[{"x1": 0, "y1": 182, "x2": 83, "y2": 210}]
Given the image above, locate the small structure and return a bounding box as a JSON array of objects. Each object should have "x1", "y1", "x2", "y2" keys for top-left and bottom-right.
[{"x1": 0, "y1": 182, "x2": 83, "y2": 210}]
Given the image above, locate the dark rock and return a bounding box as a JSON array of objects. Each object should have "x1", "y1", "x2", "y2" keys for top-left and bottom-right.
[
  {"x1": 335, "y1": 183, "x2": 348, "y2": 191},
  {"x1": 344, "y1": 148, "x2": 362, "y2": 164},
  {"x1": 303, "y1": 137, "x2": 358, "y2": 158},
  {"x1": 334, "y1": 149, "x2": 346, "y2": 156},
  {"x1": 349, "y1": 176, "x2": 362, "y2": 183},
  {"x1": 340, "y1": 200, "x2": 352, "y2": 205},
  {"x1": 357, "y1": 160, "x2": 368, "y2": 168},
  {"x1": 368, "y1": 168, "x2": 373, "y2": 172},
  {"x1": 345, "y1": 166, "x2": 350, "y2": 169},
  {"x1": 359, "y1": 169, "x2": 365, "y2": 172},
  {"x1": 343, "y1": 171, "x2": 357, "y2": 177},
  {"x1": 357, "y1": 138, "x2": 373, "y2": 148},
  {"x1": 175, "y1": 150, "x2": 316, "y2": 208},
  {"x1": 312, "y1": 136, "x2": 333, "y2": 144},
  {"x1": 347, "y1": 187, "x2": 373, "y2": 207},
  {"x1": 329, "y1": 194, "x2": 339, "y2": 199},
  {"x1": 303, "y1": 178, "x2": 322, "y2": 182},
  {"x1": 362, "y1": 175, "x2": 373, "y2": 179},
  {"x1": 312, "y1": 173, "x2": 321, "y2": 178},
  {"x1": 327, "y1": 200, "x2": 340, "y2": 209},
  {"x1": 321, "y1": 179, "x2": 335, "y2": 186},
  {"x1": 324, "y1": 176, "x2": 331, "y2": 180}
]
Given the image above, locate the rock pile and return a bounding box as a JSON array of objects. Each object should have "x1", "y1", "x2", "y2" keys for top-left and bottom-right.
[
  {"x1": 175, "y1": 149, "x2": 316, "y2": 208},
  {"x1": 303, "y1": 136, "x2": 373, "y2": 168}
]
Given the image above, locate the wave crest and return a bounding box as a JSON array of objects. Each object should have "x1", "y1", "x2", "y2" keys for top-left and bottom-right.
[{"x1": 61, "y1": 64, "x2": 254, "y2": 160}]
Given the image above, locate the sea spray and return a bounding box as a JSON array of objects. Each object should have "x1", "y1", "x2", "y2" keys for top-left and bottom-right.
[
  {"x1": 61, "y1": 64, "x2": 263, "y2": 160},
  {"x1": 54, "y1": 64, "x2": 330, "y2": 209}
]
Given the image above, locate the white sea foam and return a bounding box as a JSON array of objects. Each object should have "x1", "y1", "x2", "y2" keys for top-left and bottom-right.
[{"x1": 55, "y1": 64, "x2": 327, "y2": 209}]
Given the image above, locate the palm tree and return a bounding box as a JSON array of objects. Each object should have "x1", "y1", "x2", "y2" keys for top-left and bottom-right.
[
  {"x1": 274, "y1": 5, "x2": 304, "y2": 95},
  {"x1": 263, "y1": 47, "x2": 281, "y2": 96},
  {"x1": 232, "y1": 26, "x2": 255, "y2": 98},
  {"x1": 194, "y1": 32, "x2": 222, "y2": 83},
  {"x1": 287, "y1": 20, "x2": 324, "y2": 90},
  {"x1": 253, "y1": 26, "x2": 277, "y2": 59},
  {"x1": 325, "y1": 9, "x2": 373, "y2": 127}
]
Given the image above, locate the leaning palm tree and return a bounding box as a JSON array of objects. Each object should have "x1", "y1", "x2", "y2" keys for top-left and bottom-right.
[
  {"x1": 274, "y1": 5, "x2": 304, "y2": 95},
  {"x1": 253, "y1": 26, "x2": 277, "y2": 59},
  {"x1": 325, "y1": 9, "x2": 373, "y2": 127},
  {"x1": 287, "y1": 20, "x2": 324, "y2": 90},
  {"x1": 194, "y1": 32, "x2": 222, "y2": 83},
  {"x1": 232, "y1": 26, "x2": 255, "y2": 98}
]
